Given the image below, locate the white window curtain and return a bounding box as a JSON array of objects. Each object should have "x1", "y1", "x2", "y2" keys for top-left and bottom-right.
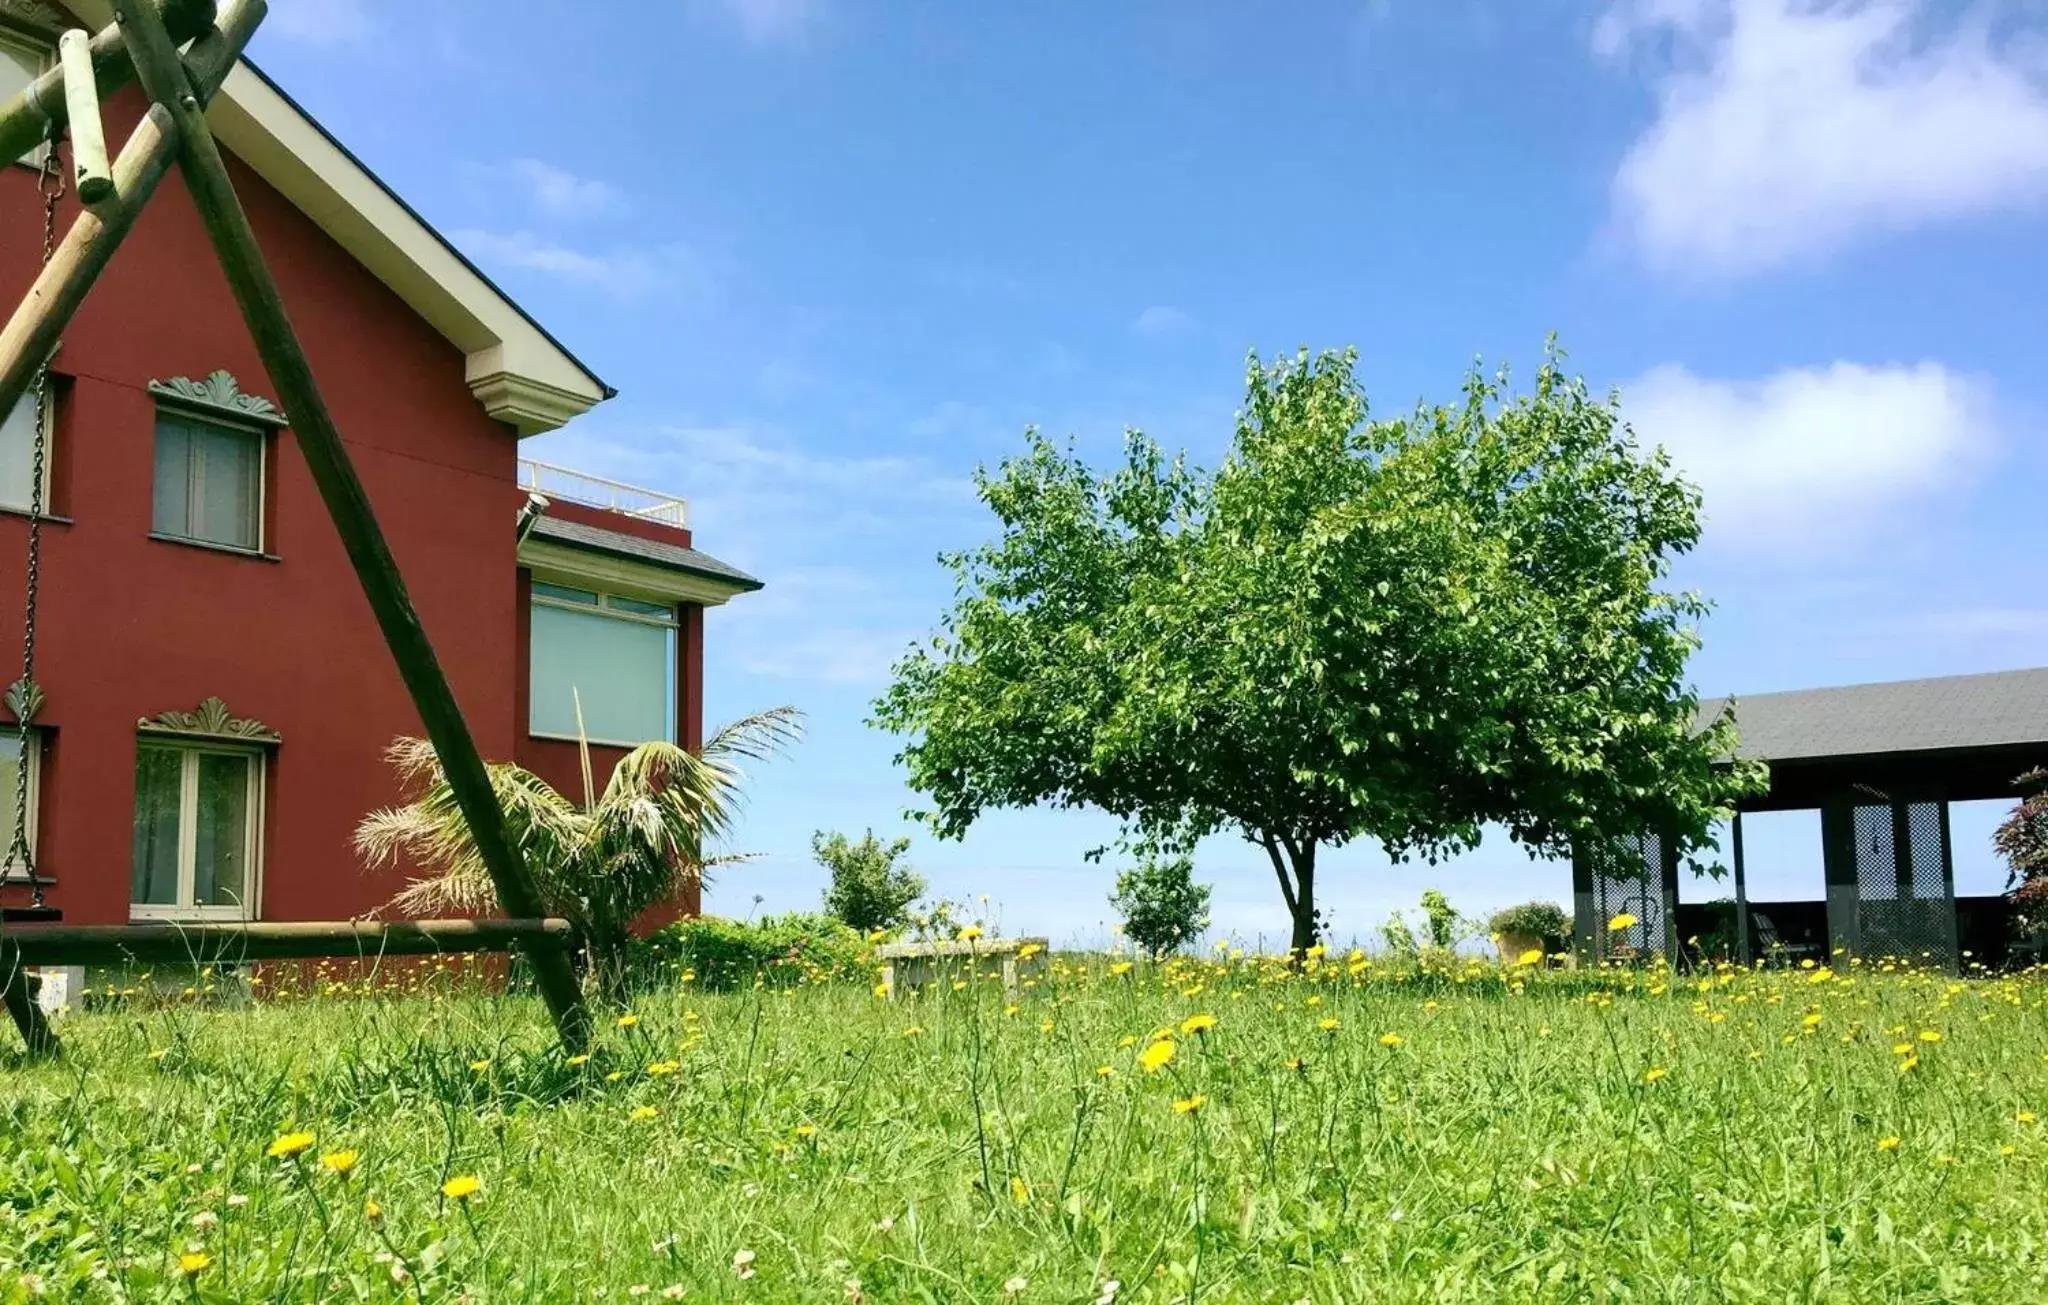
[
  {"x1": 530, "y1": 602, "x2": 676, "y2": 745},
  {"x1": 0, "y1": 389, "x2": 44, "y2": 512}
]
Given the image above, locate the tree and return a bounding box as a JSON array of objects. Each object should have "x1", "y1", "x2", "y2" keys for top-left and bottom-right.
[
  {"x1": 814, "y1": 829, "x2": 926, "y2": 934},
  {"x1": 1997, "y1": 769, "x2": 2048, "y2": 935},
  {"x1": 1109, "y1": 856, "x2": 1212, "y2": 958},
  {"x1": 355, "y1": 708, "x2": 802, "y2": 1002},
  {"x1": 874, "y1": 345, "x2": 1759, "y2": 953}
]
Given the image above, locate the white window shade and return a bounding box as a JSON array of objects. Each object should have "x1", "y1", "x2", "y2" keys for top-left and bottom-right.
[
  {"x1": 0, "y1": 391, "x2": 39, "y2": 511},
  {"x1": 530, "y1": 602, "x2": 675, "y2": 745}
]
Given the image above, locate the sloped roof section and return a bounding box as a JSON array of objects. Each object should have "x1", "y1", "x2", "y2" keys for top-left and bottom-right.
[
  {"x1": 58, "y1": 0, "x2": 612, "y2": 435},
  {"x1": 1701, "y1": 667, "x2": 2048, "y2": 763}
]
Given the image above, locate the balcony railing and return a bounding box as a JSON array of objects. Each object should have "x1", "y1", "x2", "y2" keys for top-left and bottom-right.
[{"x1": 518, "y1": 459, "x2": 689, "y2": 528}]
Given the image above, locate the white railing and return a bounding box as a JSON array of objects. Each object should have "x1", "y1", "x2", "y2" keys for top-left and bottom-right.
[{"x1": 518, "y1": 459, "x2": 689, "y2": 528}]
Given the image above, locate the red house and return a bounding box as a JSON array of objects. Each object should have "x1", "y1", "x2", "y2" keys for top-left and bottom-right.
[{"x1": 0, "y1": 3, "x2": 758, "y2": 935}]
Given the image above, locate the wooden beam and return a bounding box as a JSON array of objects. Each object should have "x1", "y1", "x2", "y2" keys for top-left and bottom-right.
[
  {"x1": 0, "y1": 0, "x2": 263, "y2": 432},
  {"x1": 57, "y1": 29, "x2": 115, "y2": 206},
  {"x1": 0, "y1": 0, "x2": 215, "y2": 167},
  {"x1": 2, "y1": 918, "x2": 575, "y2": 968},
  {"x1": 114, "y1": 0, "x2": 592, "y2": 1053}
]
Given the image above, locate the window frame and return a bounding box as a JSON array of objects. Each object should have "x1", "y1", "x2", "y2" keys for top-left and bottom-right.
[
  {"x1": 527, "y1": 581, "x2": 679, "y2": 748},
  {"x1": 0, "y1": 725, "x2": 39, "y2": 883},
  {"x1": 129, "y1": 740, "x2": 265, "y2": 922},
  {"x1": 149, "y1": 407, "x2": 269, "y2": 554}
]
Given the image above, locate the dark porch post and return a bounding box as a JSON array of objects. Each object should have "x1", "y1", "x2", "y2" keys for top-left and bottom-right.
[
  {"x1": 1820, "y1": 794, "x2": 1859, "y2": 965},
  {"x1": 1732, "y1": 812, "x2": 1751, "y2": 966}
]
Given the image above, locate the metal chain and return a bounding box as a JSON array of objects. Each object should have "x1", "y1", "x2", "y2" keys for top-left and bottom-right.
[{"x1": 8, "y1": 126, "x2": 65, "y2": 906}]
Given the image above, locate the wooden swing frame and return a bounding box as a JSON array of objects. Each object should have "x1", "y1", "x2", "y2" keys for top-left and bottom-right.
[{"x1": 0, "y1": 0, "x2": 590, "y2": 1058}]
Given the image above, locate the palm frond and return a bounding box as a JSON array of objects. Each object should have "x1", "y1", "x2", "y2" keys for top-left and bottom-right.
[{"x1": 704, "y1": 705, "x2": 806, "y2": 765}]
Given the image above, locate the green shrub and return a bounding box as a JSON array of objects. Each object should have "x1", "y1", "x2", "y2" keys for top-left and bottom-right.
[
  {"x1": 1486, "y1": 901, "x2": 1569, "y2": 943},
  {"x1": 814, "y1": 829, "x2": 926, "y2": 933},
  {"x1": 1110, "y1": 856, "x2": 1212, "y2": 958},
  {"x1": 635, "y1": 912, "x2": 869, "y2": 991}
]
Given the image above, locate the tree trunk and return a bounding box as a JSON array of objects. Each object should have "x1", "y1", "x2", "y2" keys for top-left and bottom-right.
[{"x1": 1287, "y1": 840, "x2": 1318, "y2": 955}]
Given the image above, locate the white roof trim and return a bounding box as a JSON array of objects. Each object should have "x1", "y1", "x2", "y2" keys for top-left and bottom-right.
[{"x1": 61, "y1": 0, "x2": 611, "y2": 435}]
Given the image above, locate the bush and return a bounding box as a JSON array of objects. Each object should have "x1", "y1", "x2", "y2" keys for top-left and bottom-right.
[
  {"x1": 1487, "y1": 901, "x2": 1570, "y2": 944},
  {"x1": 815, "y1": 829, "x2": 926, "y2": 934},
  {"x1": 1110, "y1": 856, "x2": 1212, "y2": 958},
  {"x1": 635, "y1": 912, "x2": 868, "y2": 992}
]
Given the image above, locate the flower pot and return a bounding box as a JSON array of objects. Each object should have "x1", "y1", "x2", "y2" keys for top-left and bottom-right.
[{"x1": 1495, "y1": 931, "x2": 1545, "y2": 965}]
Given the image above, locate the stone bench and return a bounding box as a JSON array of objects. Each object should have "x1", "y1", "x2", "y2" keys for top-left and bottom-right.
[{"x1": 874, "y1": 936, "x2": 1048, "y2": 998}]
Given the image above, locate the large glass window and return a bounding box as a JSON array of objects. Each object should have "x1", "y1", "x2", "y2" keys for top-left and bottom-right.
[
  {"x1": 529, "y1": 582, "x2": 677, "y2": 745},
  {"x1": 0, "y1": 387, "x2": 47, "y2": 513},
  {"x1": 0, "y1": 726, "x2": 37, "y2": 878},
  {"x1": 153, "y1": 412, "x2": 263, "y2": 551},
  {"x1": 131, "y1": 743, "x2": 259, "y2": 919},
  {"x1": 2, "y1": 30, "x2": 46, "y2": 165}
]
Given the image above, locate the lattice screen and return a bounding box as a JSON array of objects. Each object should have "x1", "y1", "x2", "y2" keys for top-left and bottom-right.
[
  {"x1": 1584, "y1": 831, "x2": 1671, "y2": 964},
  {"x1": 1850, "y1": 799, "x2": 1956, "y2": 968}
]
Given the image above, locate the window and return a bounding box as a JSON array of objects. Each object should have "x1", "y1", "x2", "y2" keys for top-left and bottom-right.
[
  {"x1": 153, "y1": 411, "x2": 263, "y2": 550},
  {"x1": 2, "y1": 29, "x2": 47, "y2": 165},
  {"x1": 0, "y1": 726, "x2": 37, "y2": 879},
  {"x1": 528, "y1": 582, "x2": 677, "y2": 745},
  {"x1": 131, "y1": 743, "x2": 261, "y2": 919},
  {"x1": 0, "y1": 382, "x2": 49, "y2": 513}
]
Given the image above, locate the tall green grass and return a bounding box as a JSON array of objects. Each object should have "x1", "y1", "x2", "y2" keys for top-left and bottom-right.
[{"x1": 3, "y1": 952, "x2": 2045, "y2": 1302}]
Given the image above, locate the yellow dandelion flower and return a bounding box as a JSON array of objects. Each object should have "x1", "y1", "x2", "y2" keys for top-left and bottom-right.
[
  {"x1": 1642, "y1": 1067, "x2": 1669, "y2": 1084},
  {"x1": 1918, "y1": 1030, "x2": 1943, "y2": 1043},
  {"x1": 468, "y1": 1059, "x2": 491, "y2": 1073},
  {"x1": 1173, "y1": 1094, "x2": 1206, "y2": 1115},
  {"x1": 2020, "y1": 1110, "x2": 2038, "y2": 1125},
  {"x1": 1117, "y1": 1034, "x2": 1138, "y2": 1049},
  {"x1": 178, "y1": 1252, "x2": 212, "y2": 1275},
  {"x1": 566, "y1": 1053, "x2": 591, "y2": 1067},
  {"x1": 1377, "y1": 1032, "x2": 1402, "y2": 1048},
  {"x1": 1139, "y1": 1039, "x2": 1177, "y2": 1073},
  {"x1": 319, "y1": 1150, "x2": 359, "y2": 1176},
  {"x1": 1899, "y1": 1054, "x2": 1920, "y2": 1073},
  {"x1": 266, "y1": 1131, "x2": 316, "y2": 1160},
  {"x1": 646, "y1": 1060, "x2": 679, "y2": 1076},
  {"x1": 1009, "y1": 1175, "x2": 1029, "y2": 1204},
  {"x1": 630, "y1": 1105, "x2": 659, "y2": 1122},
  {"x1": 958, "y1": 925, "x2": 983, "y2": 942},
  {"x1": 1517, "y1": 948, "x2": 1544, "y2": 966},
  {"x1": 1892, "y1": 1042, "x2": 1913, "y2": 1055},
  {"x1": 1877, "y1": 1135, "x2": 1900, "y2": 1151},
  {"x1": 1320, "y1": 1017, "x2": 1340, "y2": 1033},
  {"x1": 616, "y1": 1013, "x2": 640, "y2": 1029},
  {"x1": 794, "y1": 1123, "x2": 817, "y2": 1138},
  {"x1": 901, "y1": 1026, "x2": 925, "y2": 1038},
  {"x1": 364, "y1": 1199, "x2": 383, "y2": 1222},
  {"x1": 442, "y1": 1175, "x2": 481, "y2": 1201},
  {"x1": 1110, "y1": 961, "x2": 1134, "y2": 977},
  {"x1": 1608, "y1": 913, "x2": 1638, "y2": 932},
  {"x1": 1095, "y1": 1064, "x2": 1115, "y2": 1078},
  {"x1": 1180, "y1": 1014, "x2": 1217, "y2": 1037},
  {"x1": 1017, "y1": 942, "x2": 1044, "y2": 959}
]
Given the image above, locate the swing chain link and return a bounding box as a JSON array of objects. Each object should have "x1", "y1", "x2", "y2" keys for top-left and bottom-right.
[{"x1": 8, "y1": 124, "x2": 67, "y2": 905}]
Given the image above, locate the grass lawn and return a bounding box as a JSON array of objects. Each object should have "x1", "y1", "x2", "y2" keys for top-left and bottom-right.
[{"x1": 3, "y1": 951, "x2": 2046, "y2": 1303}]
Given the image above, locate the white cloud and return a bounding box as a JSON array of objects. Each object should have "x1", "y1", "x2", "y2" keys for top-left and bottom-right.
[
  {"x1": 264, "y1": 0, "x2": 374, "y2": 44},
  {"x1": 1598, "y1": 0, "x2": 2048, "y2": 277},
  {"x1": 712, "y1": 0, "x2": 819, "y2": 46},
  {"x1": 450, "y1": 230, "x2": 658, "y2": 297},
  {"x1": 494, "y1": 159, "x2": 624, "y2": 221},
  {"x1": 1132, "y1": 305, "x2": 1194, "y2": 336},
  {"x1": 1619, "y1": 360, "x2": 1990, "y2": 548}
]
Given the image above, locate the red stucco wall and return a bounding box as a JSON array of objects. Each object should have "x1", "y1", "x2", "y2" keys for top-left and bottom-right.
[{"x1": 0, "y1": 90, "x2": 701, "y2": 927}]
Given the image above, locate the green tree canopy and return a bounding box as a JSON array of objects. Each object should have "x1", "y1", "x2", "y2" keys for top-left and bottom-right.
[{"x1": 874, "y1": 346, "x2": 1760, "y2": 952}]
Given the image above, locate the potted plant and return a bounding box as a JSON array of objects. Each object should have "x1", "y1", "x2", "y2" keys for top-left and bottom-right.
[{"x1": 1487, "y1": 901, "x2": 1568, "y2": 964}]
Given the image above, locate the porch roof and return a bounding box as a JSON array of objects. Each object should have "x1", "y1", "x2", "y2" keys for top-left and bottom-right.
[{"x1": 1700, "y1": 666, "x2": 2048, "y2": 809}]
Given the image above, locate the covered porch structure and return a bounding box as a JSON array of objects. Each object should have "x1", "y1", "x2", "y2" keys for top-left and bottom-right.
[{"x1": 1573, "y1": 666, "x2": 2048, "y2": 970}]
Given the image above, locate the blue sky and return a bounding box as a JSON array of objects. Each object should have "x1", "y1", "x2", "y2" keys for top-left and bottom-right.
[{"x1": 252, "y1": 0, "x2": 2047, "y2": 946}]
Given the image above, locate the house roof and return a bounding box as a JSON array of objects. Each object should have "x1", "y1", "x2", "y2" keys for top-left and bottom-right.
[
  {"x1": 524, "y1": 515, "x2": 762, "y2": 600},
  {"x1": 55, "y1": 0, "x2": 612, "y2": 436},
  {"x1": 1700, "y1": 666, "x2": 2048, "y2": 764}
]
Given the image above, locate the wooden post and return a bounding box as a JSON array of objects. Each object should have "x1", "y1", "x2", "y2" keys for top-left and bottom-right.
[
  {"x1": 0, "y1": 940, "x2": 58, "y2": 1058},
  {"x1": 0, "y1": 0, "x2": 263, "y2": 429},
  {"x1": 114, "y1": 0, "x2": 591, "y2": 1052},
  {"x1": 57, "y1": 31, "x2": 114, "y2": 206},
  {"x1": 0, "y1": 0, "x2": 215, "y2": 166},
  {"x1": 1732, "y1": 810, "x2": 1750, "y2": 966}
]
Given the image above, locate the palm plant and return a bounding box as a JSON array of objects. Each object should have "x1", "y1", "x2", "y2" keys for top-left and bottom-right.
[{"x1": 355, "y1": 706, "x2": 802, "y2": 1002}]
